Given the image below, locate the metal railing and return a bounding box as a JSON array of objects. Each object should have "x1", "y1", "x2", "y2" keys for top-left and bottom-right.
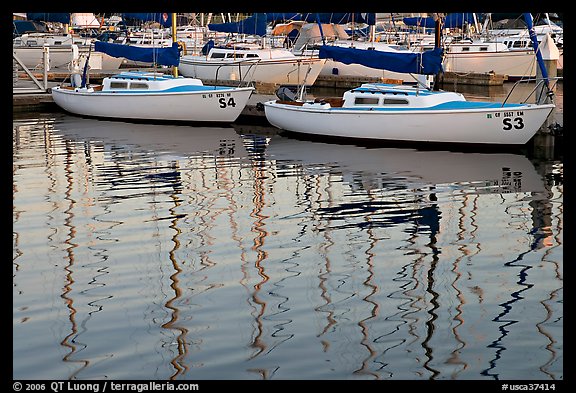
[
  {"x1": 213, "y1": 59, "x2": 260, "y2": 88},
  {"x1": 502, "y1": 76, "x2": 563, "y2": 106},
  {"x1": 13, "y1": 47, "x2": 50, "y2": 94}
]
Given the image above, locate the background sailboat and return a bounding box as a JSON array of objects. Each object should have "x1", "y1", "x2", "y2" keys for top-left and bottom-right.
[
  {"x1": 13, "y1": 13, "x2": 123, "y2": 70},
  {"x1": 178, "y1": 13, "x2": 326, "y2": 86}
]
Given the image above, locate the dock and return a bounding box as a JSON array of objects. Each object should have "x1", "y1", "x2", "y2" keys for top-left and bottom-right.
[
  {"x1": 13, "y1": 74, "x2": 275, "y2": 120},
  {"x1": 13, "y1": 66, "x2": 561, "y2": 141},
  {"x1": 438, "y1": 71, "x2": 508, "y2": 86},
  {"x1": 313, "y1": 75, "x2": 404, "y2": 89}
]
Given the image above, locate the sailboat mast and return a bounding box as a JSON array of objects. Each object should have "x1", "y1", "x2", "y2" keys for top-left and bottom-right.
[
  {"x1": 523, "y1": 13, "x2": 549, "y2": 88},
  {"x1": 433, "y1": 13, "x2": 442, "y2": 90},
  {"x1": 172, "y1": 12, "x2": 178, "y2": 78}
]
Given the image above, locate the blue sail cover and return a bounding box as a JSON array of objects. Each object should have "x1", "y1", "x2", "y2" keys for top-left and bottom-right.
[
  {"x1": 208, "y1": 13, "x2": 267, "y2": 36},
  {"x1": 319, "y1": 45, "x2": 443, "y2": 75},
  {"x1": 403, "y1": 13, "x2": 476, "y2": 29},
  {"x1": 523, "y1": 13, "x2": 549, "y2": 87},
  {"x1": 266, "y1": 13, "x2": 301, "y2": 22},
  {"x1": 403, "y1": 16, "x2": 435, "y2": 29},
  {"x1": 121, "y1": 13, "x2": 172, "y2": 27},
  {"x1": 298, "y1": 13, "x2": 376, "y2": 25},
  {"x1": 94, "y1": 41, "x2": 180, "y2": 66},
  {"x1": 26, "y1": 13, "x2": 71, "y2": 24}
]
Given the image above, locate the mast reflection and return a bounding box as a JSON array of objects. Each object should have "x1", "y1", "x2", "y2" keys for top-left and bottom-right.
[
  {"x1": 60, "y1": 140, "x2": 89, "y2": 378},
  {"x1": 162, "y1": 183, "x2": 190, "y2": 379}
]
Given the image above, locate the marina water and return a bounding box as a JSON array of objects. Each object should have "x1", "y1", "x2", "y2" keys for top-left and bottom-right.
[{"x1": 13, "y1": 86, "x2": 563, "y2": 380}]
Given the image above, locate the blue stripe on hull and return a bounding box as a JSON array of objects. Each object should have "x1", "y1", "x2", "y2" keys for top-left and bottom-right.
[{"x1": 327, "y1": 102, "x2": 527, "y2": 112}]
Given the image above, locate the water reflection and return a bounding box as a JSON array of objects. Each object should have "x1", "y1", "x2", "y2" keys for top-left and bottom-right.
[{"x1": 13, "y1": 114, "x2": 562, "y2": 380}]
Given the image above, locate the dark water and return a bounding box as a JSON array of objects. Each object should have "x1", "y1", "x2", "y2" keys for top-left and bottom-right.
[{"x1": 13, "y1": 108, "x2": 563, "y2": 380}]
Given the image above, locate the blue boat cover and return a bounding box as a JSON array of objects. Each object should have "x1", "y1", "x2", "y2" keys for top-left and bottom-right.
[
  {"x1": 208, "y1": 13, "x2": 376, "y2": 34},
  {"x1": 319, "y1": 46, "x2": 443, "y2": 75},
  {"x1": 121, "y1": 13, "x2": 172, "y2": 27},
  {"x1": 13, "y1": 20, "x2": 49, "y2": 35},
  {"x1": 94, "y1": 41, "x2": 180, "y2": 67},
  {"x1": 266, "y1": 13, "x2": 301, "y2": 22},
  {"x1": 305, "y1": 13, "x2": 376, "y2": 25},
  {"x1": 26, "y1": 13, "x2": 70, "y2": 24},
  {"x1": 523, "y1": 13, "x2": 549, "y2": 87},
  {"x1": 208, "y1": 13, "x2": 267, "y2": 36},
  {"x1": 403, "y1": 13, "x2": 476, "y2": 29}
]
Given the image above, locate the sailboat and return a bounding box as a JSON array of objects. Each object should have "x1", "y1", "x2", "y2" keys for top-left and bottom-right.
[
  {"x1": 178, "y1": 13, "x2": 326, "y2": 86},
  {"x1": 51, "y1": 13, "x2": 255, "y2": 123},
  {"x1": 263, "y1": 14, "x2": 557, "y2": 145},
  {"x1": 13, "y1": 13, "x2": 123, "y2": 70},
  {"x1": 401, "y1": 13, "x2": 540, "y2": 80}
]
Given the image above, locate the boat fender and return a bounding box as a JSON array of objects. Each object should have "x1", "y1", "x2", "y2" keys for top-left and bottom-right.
[
  {"x1": 255, "y1": 102, "x2": 265, "y2": 111},
  {"x1": 548, "y1": 122, "x2": 563, "y2": 137}
]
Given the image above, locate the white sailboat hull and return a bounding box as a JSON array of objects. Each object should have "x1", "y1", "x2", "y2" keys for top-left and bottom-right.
[
  {"x1": 13, "y1": 46, "x2": 123, "y2": 70},
  {"x1": 179, "y1": 56, "x2": 326, "y2": 86},
  {"x1": 264, "y1": 101, "x2": 554, "y2": 145},
  {"x1": 52, "y1": 86, "x2": 254, "y2": 123},
  {"x1": 443, "y1": 50, "x2": 538, "y2": 79},
  {"x1": 320, "y1": 59, "x2": 430, "y2": 85}
]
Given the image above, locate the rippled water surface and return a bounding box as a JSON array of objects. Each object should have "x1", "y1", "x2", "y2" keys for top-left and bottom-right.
[{"x1": 13, "y1": 112, "x2": 563, "y2": 380}]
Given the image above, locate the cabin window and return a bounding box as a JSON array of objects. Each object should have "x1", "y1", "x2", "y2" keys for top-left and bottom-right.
[
  {"x1": 110, "y1": 81, "x2": 128, "y2": 89},
  {"x1": 354, "y1": 97, "x2": 379, "y2": 105},
  {"x1": 513, "y1": 41, "x2": 525, "y2": 48},
  {"x1": 480, "y1": 46, "x2": 488, "y2": 51},
  {"x1": 130, "y1": 82, "x2": 148, "y2": 90},
  {"x1": 461, "y1": 47, "x2": 470, "y2": 52},
  {"x1": 383, "y1": 98, "x2": 409, "y2": 105},
  {"x1": 246, "y1": 53, "x2": 259, "y2": 58},
  {"x1": 225, "y1": 53, "x2": 244, "y2": 58},
  {"x1": 211, "y1": 52, "x2": 226, "y2": 58}
]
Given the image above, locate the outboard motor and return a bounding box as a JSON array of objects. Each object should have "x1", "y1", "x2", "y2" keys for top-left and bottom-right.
[{"x1": 276, "y1": 85, "x2": 297, "y2": 101}]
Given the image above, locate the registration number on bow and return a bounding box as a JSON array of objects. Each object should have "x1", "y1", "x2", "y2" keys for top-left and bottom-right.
[
  {"x1": 487, "y1": 111, "x2": 525, "y2": 130},
  {"x1": 202, "y1": 93, "x2": 237, "y2": 109}
]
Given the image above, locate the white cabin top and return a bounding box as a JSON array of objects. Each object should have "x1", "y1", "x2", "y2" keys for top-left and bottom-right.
[
  {"x1": 206, "y1": 46, "x2": 297, "y2": 60},
  {"x1": 102, "y1": 71, "x2": 204, "y2": 91},
  {"x1": 339, "y1": 83, "x2": 466, "y2": 108},
  {"x1": 14, "y1": 33, "x2": 92, "y2": 47}
]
